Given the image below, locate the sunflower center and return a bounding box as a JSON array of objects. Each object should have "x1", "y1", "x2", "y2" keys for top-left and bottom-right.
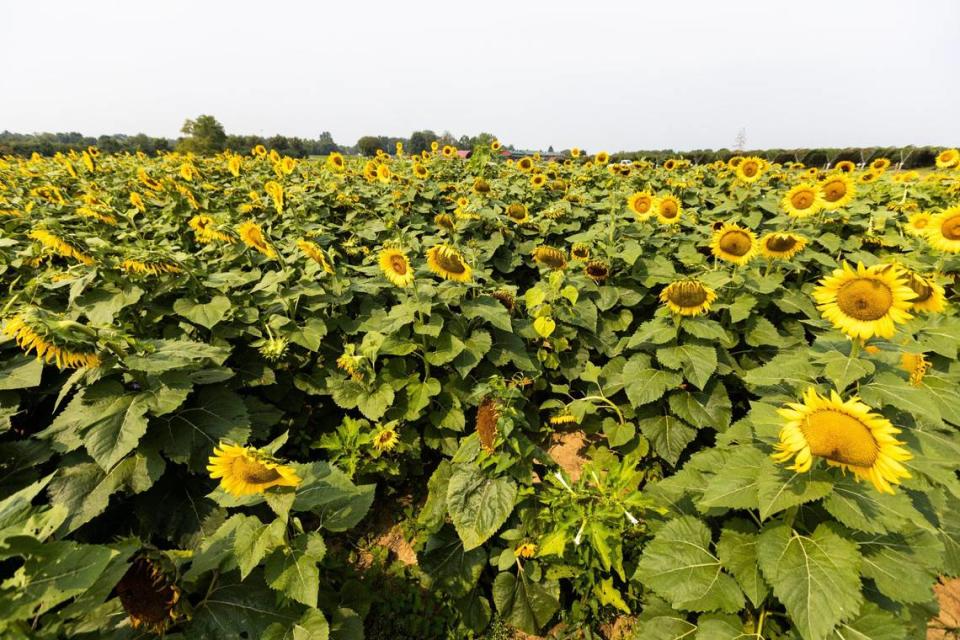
[
  {"x1": 660, "y1": 200, "x2": 678, "y2": 218},
  {"x1": 390, "y1": 255, "x2": 408, "y2": 275},
  {"x1": 823, "y1": 179, "x2": 847, "y2": 202},
  {"x1": 668, "y1": 283, "x2": 708, "y2": 307},
  {"x1": 718, "y1": 230, "x2": 752, "y2": 256},
  {"x1": 913, "y1": 217, "x2": 929, "y2": 229},
  {"x1": 801, "y1": 409, "x2": 879, "y2": 467},
  {"x1": 836, "y1": 278, "x2": 893, "y2": 321},
  {"x1": 941, "y1": 214, "x2": 960, "y2": 240},
  {"x1": 232, "y1": 456, "x2": 283, "y2": 484},
  {"x1": 742, "y1": 162, "x2": 759, "y2": 177},
  {"x1": 791, "y1": 190, "x2": 814, "y2": 209},
  {"x1": 766, "y1": 234, "x2": 798, "y2": 252},
  {"x1": 587, "y1": 263, "x2": 608, "y2": 278},
  {"x1": 436, "y1": 249, "x2": 467, "y2": 274},
  {"x1": 507, "y1": 204, "x2": 526, "y2": 220}
]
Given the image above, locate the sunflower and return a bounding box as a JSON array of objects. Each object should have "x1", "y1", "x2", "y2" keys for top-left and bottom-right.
[
  {"x1": 627, "y1": 191, "x2": 655, "y2": 219},
  {"x1": 516, "y1": 542, "x2": 537, "y2": 558},
  {"x1": 491, "y1": 289, "x2": 516, "y2": 312},
  {"x1": 904, "y1": 272, "x2": 946, "y2": 313},
  {"x1": 927, "y1": 206, "x2": 960, "y2": 252},
  {"x1": 760, "y1": 232, "x2": 807, "y2": 260},
  {"x1": 263, "y1": 181, "x2": 284, "y2": 214},
  {"x1": 570, "y1": 243, "x2": 590, "y2": 261},
  {"x1": 189, "y1": 214, "x2": 232, "y2": 243},
  {"x1": 819, "y1": 174, "x2": 856, "y2": 209},
  {"x1": 505, "y1": 203, "x2": 529, "y2": 224},
  {"x1": 812, "y1": 262, "x2": 915, "y2": 340},
  {"x1": 476, "y1": 396, "x2": 499, "y2": 452},
  {"x1": 473, "y1": 177, "x2": 491, "y2": 194},
  {"x1": 530, "y1": 174, "x2": 547, "y2": 189},
  {"x1": 337, "y1": 344, "x2": 365, "y2": 381},
  {"x1": 663, "y1": 158, "x2": 678, "y2": 171},
  {"x1": 252, "y1": 144, "x2": 267, "y2": 157},
  {"x1": 549, "y1": 413, "x2": 577, "y2": 425},
  {"x1": 584, "y1": 260, "x2": 610, "y2": 282},
  {"x1": 594, "y1": 151, "x2": 610, "y2": 165},
  {"x1": 859, "y1": 171, "x2": 880, "y2": 184},
  {"x1": 900, "y1": 352, "x2": 930, "y2": 386},
  {"x1": 237, "y1": 221, "x2": 277, "y2": 259},
  {"x1": 935, "y1": 148, "x2": 959, "y2": 169},
  {"x1": 207, "y1": 443, "x2": 301, "y2": 497},
  {"x1": 905, "y1": 212, "x2": 933, "y2": 236},
  {"x1": 120, "y1": 259, "x2": 181, "y2": 276},
  {"x1": 772, "y1": 387, "x2": 911, "y2": 494},
  {"x1": 116, "y1": 556, "x2": 180, "y2": 632},
  {"x1": 372, "y1": 424, "x2": 400, "y2": 452},
  {"x1": 28, "y1": 229, "x2": 95, "y2": 265},
  {"x1": 781, "y1": 183, "x2": 822, "y2": 218},
  {"x1": 3, "y1": 309, "x2": 100, "y2": 369},
  {"x1": 129, "y1": 192, "x2": 146, "y2": 212},
  {"x1": 362, "y1": 161, "x2": 378, "y2": 181},
  {"x1": 735, "y1": 156, "x2": 764, "y2": 183},
  {"x1": 379, "y1": 248, "x2": 414, "y2": 287},
  {"x1": 434, "y1": 213, "x2": 455, "y2": 231},
  {"x1": 570, "y1": 147, "x2": 581, "y2": 158},
  {"x1": 426, "y1": 245, "x2": 472, "y2": 282},
  {"x1": 377, "y1": 164, "x2": 393, "y2": 184},
  {"x1": 532, "y1": 246, "x2": 567, "y2": 270},
  {"x1": 326, "y1": 152, "x2": 346, "y2": 172},
  {"x1": 834, "y1": 160, "x2": 856, "y2": 173},
  {"x1": 711, "y1": 223, "x2": 758, "y2": 265},
  {"x1": 491, "y1": 139, "x2": 502, "y2": 151},
  {"x1": 442, "y1": 145, "x2": 457, "y2": 158},
  {"x1": 727, "y1": 156, "x2": 744, "y2": 169},
  {"x1": 297, "y1": 240, "x2": 334, "y2": 273},
  {"x1": 517, "y1": 157, "x2": 534, "y2": 172},
  {"x1": 659, "y1": 280, "x2": 717, "y2": 316},
  {"x1": 413, "y1": 163, "x2": 429, "y2": 179},
  {"x1": 655, "y1": 194, "x2": 682, "y2": 224},
  {"x1": 870, "y1": 158, "x2": 891, "y2": 172}
]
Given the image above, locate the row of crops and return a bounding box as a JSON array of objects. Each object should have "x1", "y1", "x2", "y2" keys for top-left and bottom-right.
[{"x1": 1, "y1": 142, "x2": 959, "y2": 639}]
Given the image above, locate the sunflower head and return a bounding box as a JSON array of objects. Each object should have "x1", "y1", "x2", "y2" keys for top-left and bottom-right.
[
  {"x1": 207, "y1": 443, "x2": 301, "y2": 497},
  {"x1": 297, "y1": 240, "x2": 335, "y2": 274},
  {"x1": 927, "y1": 206, "x2": 960, "y2": 253},
  {"x1": 655, "y1": 195, "x2": 682, "y2": 224},
  {"x1": 517, "y1": 157, "x2": 534, "y2": 172},
  {"x1": 819, "y1": 174, "x2": 856, "y2": 209},
  {"x1": 372, "y1": 423, "x2": 400, "y2": 452},
  {"x1": 516, "y1": 542, "x2": 537, "y2": 558},
  {"x1": 870, "y1": 158, "x2": 891, "y2": 172},
  {"x1": 532, "y1": 246, "x2": 567, "y2": 270},
  {"x1": 2, "y1": 307, "x2": 100, "y2": 369},
  {"x1": 379, "y1": 248, "x2": 415, "y2": 288},
  {"x1": 413, "y1": 163, "x2": 429, "y2": 179},
  {"x1": 594, "y1": 151, "x2": 610, "y2": 165},
  {"x1": 584, "y1": 260, "x2": 610, "y2": 283},
  {"x1": 904, "y1": 272, "x2": 946, "y2": 313},
  {"x1": 812, "y1": 262, "x2": 915, "y2": 340},
  {"x1": 935, "y1": 148, "x2": 959, "y2": 169},
  {"x1": 773, "y1": 387, "x2": 911, "y2": 494},
  {"x1": 735, "y1": 157, "x2": 764, "y2": 182},
  {"x1": 506, "y1": 203, "x2": 529, "y2": 224},
  {"x1": 237, "y1": 220, "x2": 277, "y2": 259},
  {"x1": 627, "y1": 191, "x2": 655, "y2": 219},
  {"x1": 660, "y1": 280, "x2": 717, "y2": 316},
  {"x1": 711, "y1": 223, "x2": 757, "y2": 265},
  {"x1": 116, "y1": 555, "x2": 180, "y2": 632},
  {"x1": 859, "y1": 171, "x2": 880, "y2": 184},
  {"x1": 782, "y1": 183, "x2": 822, "y2": 218},
  {"x1": 760, "y1": 232, "x2": 807, "y2": 260},
  {"x1": 434, "y1": 213, "x2": 455, "y2": 231},
  {"x1": 530, "y1": 174, "x2": 547, "y2": 189},
  {"x1": 570, "y1": 147, "x2": 581, "y2": 158},
  {"x1": 905, "y1": 212, "x2": 933, "y2": 236},
  {"x1": 491, "y1": 139, "x2": 502, "y2": 151},
  {"x1": 476, "y1": 397, "x2": 500, "y2": 453},
  {"x1": 570, "y1": 243, "x2": 590, "y2": 261},
  {"x1": 426, "y1": 245, "x2": 472, "y2": 282},
  {"x1": 900, "y1": 352, "x2": 930, "y2": 386},
  {"x1": 834, "y1": 160, "x2": 856, "y2": 173},
  {"x1": 327, "y1": 152, "x2": 346, "y2": 172}
]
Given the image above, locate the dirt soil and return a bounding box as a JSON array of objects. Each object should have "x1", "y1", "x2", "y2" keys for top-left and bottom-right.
[{"x1": 930, "y1": 578, "x2": 960, "y2": 639}]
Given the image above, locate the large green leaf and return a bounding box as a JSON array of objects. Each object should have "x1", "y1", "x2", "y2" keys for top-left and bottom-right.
[
  {"x1": 492, "y1": 571, "x2": 560, "y2": 634},
  {"x1": 0, "y1": 354, "x2": 43, "y2": 390},
  {"x1": 292, "y1": 462, "x2": 375, "y2": 531},
  {"x1": 638, "y1": 415, "x2": 696, "y2": 466},
  {"x1": 446, "y1": 464, "x2": 517, "y2": 550},
  {"x1": 656, "y1": 343, "x2": 717, "y2": 390},
  {"x1": 264, "y1": 532, "x2": 326, "y2": 607},
  {"x1": 420, "y1": 526, "x2": 487, "y2": 598}
]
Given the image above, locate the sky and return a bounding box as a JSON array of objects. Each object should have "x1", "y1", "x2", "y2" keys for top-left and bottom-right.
[{"x1": 2, "y1": 0, "x2": 959, "y2": 152}]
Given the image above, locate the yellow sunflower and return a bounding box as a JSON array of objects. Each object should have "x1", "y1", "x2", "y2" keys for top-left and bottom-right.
[
  {"x1": 532, "y1": 246, "x2": 567, "y2": 270},
  {"x1": 594, "y1": 151, "x2": 610, "y2": 165},
  {"x1": 442, "y1": 145, "x2": 457, "y2": 158},
  {"x1": 870, "y1": 158, "x2": 891, "y2": 172},
  {"x1": 530, "y1": 174, "x2": 547, "y2": 189},
  {"x1": 711, "y1": 223, "x2": 758, "y2": 265},
  {"x1": 3, "y1": 309, "x2": 100, "y2": 369},
  {"x1": 935, "y1": 148, "x2": 959, "y2": 169},
  {"x1": 834, "y1": 160, "x2": 856, "y2": 173},
  {"x1": 584, "y1": 260, "x2": 610, "y2": 282},
  {"x1": 372, "y1": 424, "x2": 400, "y2": 452},
  {"x1": 900, "y1": 352, "x2": 929, "y2": 386},
  {"x1": 413, "y1": 163, "x2": 429, "y2": 179},
  {"x1": 570, "y1": 147, "x2": 581, "y2": 158},
  {"x1": 379, "y1": 248, "x2": 414, "y2": 287},
  {"x1": 426, "y1": 245, "x2": 472, "y2": 282},
  {"x1": 377, "y1": 164, "x2": 393, "y2": 184},
  {"x1": 904, "y1": 272, "x2": 946, "y2": 313},
  {"x1": 570, "y1": 243, "x2": 590, "y2": 261},
  {"x1": 189, "y1": 215, "x2": 234, "y2": 244},
  {"x1": 819, "y1": 174, "x2": 856, "y2": 210},
  {"x1": 659, "y1": 280, "x2": 717, "y2": 316},
  {"x1": 735, "y1": 156, "x2": 765, "y2": 183},
  {"x1": 505, "y1": 203, "x2": 529, "y2": 224},
  {"x1": 905, "y1": 212, "x2": 933, "y2": 236},
  {"x1": 627, "y1": 191, "x2": 655, "y2": 219},
  {"x1": 516, "y1": 542, "x2": 537, "y2": 558},
  {"x1": 207, "y1": 443, "x2": 301, "y2": 497},
  {"x1": 663, "y1": 158, "x2": 678, "y2": 171},
  {"x1": 237, "y1": 221, "x2": 277, "y2": 259},
  {"x1": 772, "y1": 387, "x2": 911, "y2": 494},
  {"x1": 297, "y1": 240, "x2": 335, "y2": 273},
  {"x1": 859, "y1": 171, "x2": 880, "y2": 184},
  {"x1": 760, "y1": 232, "x2": 807, "y2": 260},
  {"x1": 326, "y1": 152, "x2": 346, "y2": 172},
  {"x1": 491, "y1": 139, "x2": 502, "y2": 151},
  {"x1": 517, "y1": 157, "x2": 534, "y2": 172},
  {"x1": 812, "y1": 262, "x2": 915, "y2": 340},
  {"x1": 655, "y1": 194, "x2": 682, "y2": 224},
  {"x1": 727, "y1": 156, "x2": 744, "y2": 169},
  {"x1": 927, "y1": 206, "x2": 960, "y2": 252},
  {"x1": 473, "y1": 177, "x2": 491, "y2": 194},
  {"x1": 264, "y1": 181, "x2": 284, "y2": 214},
  {"x1": 781, "y1": 183, "x2": 822, "y2": 218},
  {"x1": 120, "y1": 259, "x2": 181, "y2": 277},
  {"x1": 435, "y1": 213, "x2": 455, "y2": 231}
]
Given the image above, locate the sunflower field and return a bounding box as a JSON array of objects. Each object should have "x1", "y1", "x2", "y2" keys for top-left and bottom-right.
[{"x1": 1, "y1": 142, "x2": 960, "y2": 640}]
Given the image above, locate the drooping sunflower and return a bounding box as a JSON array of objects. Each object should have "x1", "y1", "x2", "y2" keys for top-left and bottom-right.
[
  {"x1": 28, "y1": 229, "x2": 94, "y2": 265},
  {"x1": 760, "y1": 232, "x2": 807, "y2": 260},
  {"x1": 584, "y1": 260, "x2": 610, "y2": 282},
  {"x1": 834, "y1": 160, "x2": 856, "y2": 173},
  {"x1": 116, "y1": 556, "x2": 180, "y2": 632},
  {"x1": 237, "y1": 221, "x2": 277, "y2": 259},
  {"x1": 570, "y1": 243, "x2": 590, "y2": 261},
  {"x1": 434, "y1": 213, "x2": 455, "y2": 231},
  {"x1": 505, "y1": 203, "x2": 529, "y2": 224},
  {"x1": 927, "y1": 206, "x2": 960, "y2": 253},
  {"x1": 379, "y1": 248, "x2": 415, "y2": 288},
  {"x1": 473, "y1": 177, "x2": 491, "y2": 194},
  {"x1": 207, "y1": 443, "x2": 301, "y2": 497},
  {"x1": 772, "y1": 387, "x2": 911, "y2": 494},
  {"x1": 120, "y1": 259, "x2": 181, "y2": 277},
  {"x1": 627, "y1": 191, "x2": 655, "y2": 219},
  {"x1": 655, "y1": 194, "x2": 682, "y2": 224},
  {"x1": 905, "y1": 212, "x2": 933, "y2": 236},
  {"x1": 129, "y1": 192, "x2": 146, "y2": 212},
  {"x1": 2, "y1": 308, "x2": 100, "y2": 369},
  {"x1": 549, "y1": 413, "x2": 577, "y2": 425},
  {"x1": 326, "y1": 152, "x2": 346, "y2": 172},
  {"x1": 812, "y1": 262, "x2": 915, "y2": 340},
  {"x1": 819, "y1": 174, "x2": 856, "y2": 210},
  {"x1": 297, "y1": 239, "x2": 334, "y2": 273},
  {"x1": 900, "y1": 352, "x2": 930, "y2": 386},
  {"x1": 476, "y1": 396, "x2": 499, "y2": 453},
  {"x1": 532, "y1": 246, "x2": 567, "y2": 270},
  {"x1": 904, "y1": 272, "x2": 946, "y2": 313},
  {"x1": 426, "y1": 244, "x2": 472, "y2": 282},
  {"x1": 659, "y1": 280, "x2": 717, "y2": 316},
  {"x1": 372, "y1": 424, "x2": 400, "y2": 452},
  {"x1": 735, "y1": 156, "x2": 765, "y2": 183},
  {"x1": 935, "y1": 148, "x2": 960, "y2": 169},
  {"x1": 711, "y1": 223, "x2": 758, "y2": 265},
  {"x1": 189, "y1": 214, "x2": 232, "y2": 244}
]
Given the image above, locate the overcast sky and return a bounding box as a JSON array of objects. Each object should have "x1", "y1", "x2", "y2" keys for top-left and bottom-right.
[{"x1": 2, "y1": 0, "x2": 959, "y2": 152}]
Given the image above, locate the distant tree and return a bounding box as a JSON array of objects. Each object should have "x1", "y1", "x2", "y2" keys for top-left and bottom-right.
[
  {"x1": 548, "y1": 145, "x2": 554, "y2": 153},
  {"x1": 315, "y1": 131, "x2": 340, "y2": 155},
  {"x1": 356, "y1": 136, "x2": 386, "y2": 156},
  {"x1": 178, "y1": 115, "x2": 227, "y2": 154},
  {"x1": 408, "y1": 130, "x2": 437, "y2": 154}
]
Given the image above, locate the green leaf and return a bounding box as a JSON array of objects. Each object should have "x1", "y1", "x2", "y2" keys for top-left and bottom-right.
[
  {"x1": 263, "y1": 608, "x2": 330, "y2": 640},
  {"x1": 234, "y1": 516, "x2": 287, "y2": 579},
  {"x1": 860, "y1": 372, "x2": 941, "y2": 425},
  {"x1": 828, "y1": 602, "x2": 907, "y2": 640},
  {"x1": 656, "y1": 344, "x2": 717, "y2": 390},
  {"x1": 425, "y1": 332, "x2": 465, "y2": 365},
  {"x1": 639, "y1": 415, "x2": 696, "y2": 466},
  {"x1": 756, "y1": 458, "x2": 834, "y2": 520},
  {"x1": 856, "y1": 528, "x2": 943, "y2": 603},
  {"x1": 188, "y1": 569, "x2": 301, "y2": 639},
  {"x1": 821, "y1": 351, "x2": 875, "y2": 390},
  {"x1": 603, "y1": 417, "x2": 635, "y2": 448},
  {"x1": 623, "y1": 355, "x2": 683, "y2": 407},
  {"x1": 667, "y1": 383, "x2": 732, "y2": 431},
  {"x1": 822, "y1": 476, "x2": 928, "y2": 534},
  {"x1": 292, "y1": 462, "x2": 375, "y2": 531},
  {"x1": 594, "y1": 577, "x2": 630, "y2": 613},
  {"x1": 446, "y1": 464, "x2": 517, "y2": 550},
  {"x1": 173, "y1": 295, "x2": 232, "y2": 329},
  {"x1": 288, "y1": 318, "x2": 327, "y2": 352},
  {"x1": 634, "y1": 516, "x2": 744, "y2": 613},
  {"x1": 356, "y1": 383, "x2": 394, "y2": 421},
  {"x1": 264, "y1": 532, "x2": 326, "y2": 607},
  {"x1": 122, "y1": 338, "x2": 231, "y2": 373},
  {"x1": 0, "y1": 355, "x2": 43, "y2": 390},
  {"x1": 420, "y1": 526, "x2": 487, "y2": 598},
  {"x1": 404, "y1": 377, "x2": 440, "y2": 420},
  {"x1": 82, "y1": 393, "x2": 149, "y2": 471},
  {"x1": 462, "y1": 297, "x2": 513, "y2": 332},
  {"x1": 492, "y1": 571, "x2": 560, "y2": 634},
  {"x1": 742, "y1": 351, "x2": 818, "y2": 389},
  {"x1": 453, "y1": 330, "x2": 492, "y2": 377},
  {"x1": 757, "y1": 523, "x2": 862, "y2": 640},
  {"x1": 697, "y1": 446, "x2": 767, "y2": 511},
  {"x1": 716, "y1": 522, "x2": 769, "y2": 607}
]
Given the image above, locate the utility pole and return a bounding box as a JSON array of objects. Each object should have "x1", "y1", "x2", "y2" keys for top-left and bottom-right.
[{"x1": 734, "y1": 128, "x2": 746, "y2": 152}]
